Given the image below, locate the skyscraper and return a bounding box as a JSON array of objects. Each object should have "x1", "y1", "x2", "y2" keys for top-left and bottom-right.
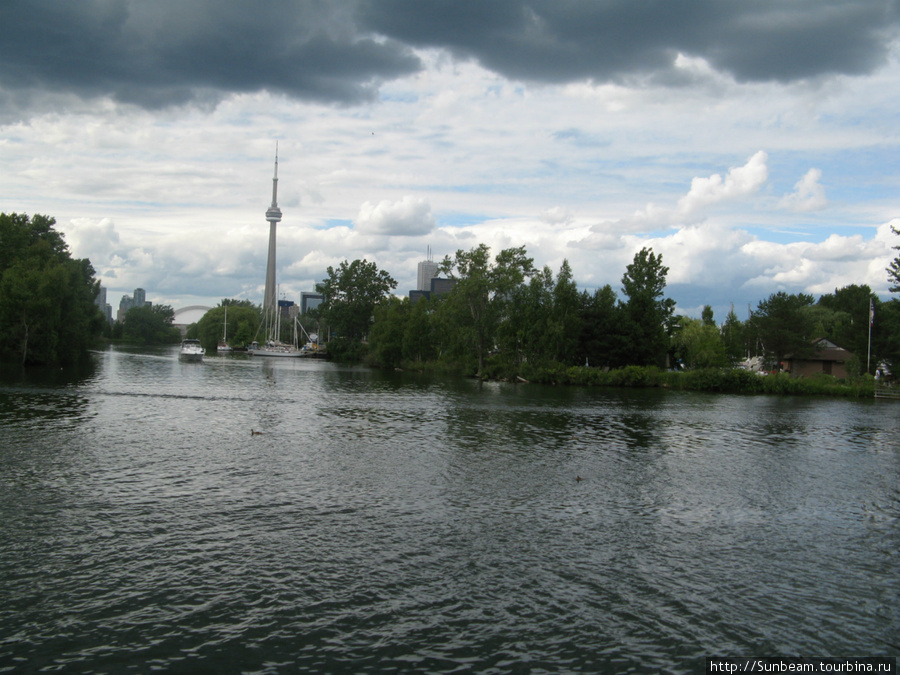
[
  {"x1": 263, "y1": 145, "x2": 282, "y2": 314},
  {"x1": 417, "y1": 246, "x2": 439, "y2": 291}
]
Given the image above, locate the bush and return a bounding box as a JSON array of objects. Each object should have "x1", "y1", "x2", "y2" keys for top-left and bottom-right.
[
  {"x1": 327, "y1": 337, "x2": 369, "y2": 363},
  {"x1": 610, "y1": 365, "x2": 662, "y2": 387}
]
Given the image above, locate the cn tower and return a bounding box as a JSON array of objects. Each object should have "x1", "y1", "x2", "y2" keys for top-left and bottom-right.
[{"x1": 263, "y1": 144, "x2": 282, "y2": 314}]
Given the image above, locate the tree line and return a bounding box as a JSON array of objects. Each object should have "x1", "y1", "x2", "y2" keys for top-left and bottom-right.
[
  {"x1": 4, "y1": 211, "x2": 899, "y2": 379},
  {"x1": 313, "y1": 238, "x2": 900, "y2": 381}
]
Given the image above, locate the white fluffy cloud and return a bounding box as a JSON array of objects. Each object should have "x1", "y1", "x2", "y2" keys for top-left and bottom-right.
[
  {"x1": 355, "y1": 196, "x2": 436, "y2": 236},
  {"x1": 676, "y1": 150, "x2": 769, "y2": 219},
  {"x1": 779, "y1": 168, "x2": 828, "y2": 212},
  {"x1": 610, "y1": 151, "x2": 770, "y2": 231}
]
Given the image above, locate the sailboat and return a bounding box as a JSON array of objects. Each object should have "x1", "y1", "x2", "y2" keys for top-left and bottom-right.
[
  {"x1": 249, "y1": 146, "x2": 304, "y2": 359},
  {"x1": 250, "y1": 289, "x2": 305, "y2": 358},
  {"x1": 217, "y1": 306, "x2": 232, "y2": 352}
]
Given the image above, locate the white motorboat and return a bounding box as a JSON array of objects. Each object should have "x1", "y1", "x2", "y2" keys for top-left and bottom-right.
[{"x1": 179, "y1": 338, "x2": 205, "y2": 362}]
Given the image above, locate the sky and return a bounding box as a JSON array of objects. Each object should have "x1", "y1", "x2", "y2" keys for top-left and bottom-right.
[{"x1": 2, "y1": 0, "x2": 900, "y2": 322}]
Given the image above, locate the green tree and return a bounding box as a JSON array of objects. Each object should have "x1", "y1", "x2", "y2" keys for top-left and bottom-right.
[
  {"x1": 499, "y1": 265, "x2": 553, "y2": 369},
  {"x1": 221, "y1": 298, "x2": 258, "y2": 309},
  {"x1": 578, "y1": 285, "x2": 622, "y2": 368},
  {"x1": 887, "y1": 224, "x2": 900, "y2": 293},
  {"x1": 721, "y1": 306, "x2": 746, "y2": 365},
  {"x1": 0, "y1": 212, "x2": 67, "y2": 271},
  {"x1": 368, "y1": 295, "x2": 409, "y2": 368},
  {"x1": 503, "y1": 259, "x2": 582, "y2": 368},
  {"x1": 816, "y1": 284, "x2": 876, "y2": 369},
  {"x1": 0, "y1": 213, "x2": 104, "y2": 365},
  {"x1": 440, "y1": 244, "x2": 534, "y2": 377},
  {"x1": 619, "y1": 248, "x2": 675, "y2": 367},
  {"x1": 403, "y1": 296, "x2": 440, "y2": 363},
  {"x1": 193, "y1": 302, "x2": 262, "y2": 351},
  {"x1": 121, "y1": 305, "x2": 181, "y2": 345},
  {"x1": 873, "y1": 299, "x2": 900, "y2": 373},
  {"x1": 672, "y1": 317, "x2": 727, "y2": 369},
  {"x1": 319, "y1": 259, "x2": 397, "y2": 341},
  {"x1": 750, "y1": 291, "x2": 816, "y2": 366},
  {"x1": 551, "y1": 259, "x2": 582, "y2": 365}
]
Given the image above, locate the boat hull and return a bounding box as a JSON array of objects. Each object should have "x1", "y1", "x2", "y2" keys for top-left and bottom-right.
[{"x1": 249, "y1": 347, "x2": 304, "y2": 358}]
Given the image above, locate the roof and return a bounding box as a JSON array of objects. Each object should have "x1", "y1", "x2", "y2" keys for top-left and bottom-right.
[{"x1": 786, "y1": 337, "x2": 854, "y2": 363}]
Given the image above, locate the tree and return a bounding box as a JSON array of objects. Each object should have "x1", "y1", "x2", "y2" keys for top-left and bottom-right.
[
  {"x1": 578, "y1": 285, "x2": 622, "y2": 369},
  {"x1": 368, "y1": 295, "x2": 409, "y2": 368},
  {"x1": 873, "y1": 299, "x2": 900, "y2": 373},
  {"x1": 750, "y1": 291, "x2": 816, "y2": 366},
  {"x1": 721, "y1": 306, "x2": 746, "y2": 365},
  {"x1": 619, "y1": 247, "x2": 675, "y2": 367},
  {"x1": 0, "y1": 212, "x2": 68, "y2": 271},
  {"x1": 121, "y1": 305, "x2": 181, "y2": 345},
  {"x1": 551, "y1": 259, "x2": 582, "y2": 364},
  {"x1": 440, "y1": 244, "x2": 534, "y2": 376},
  {"x1": 319, "y1": 259, "x2": 397, "y2": 341},
  {"x1": 192, "y1": 302, "x2": 262, "y2": 351},
  {"x1": 888, "y1": 224, "x2": 900, "y2": 293},
  {"x1": 0, "y1": 213, "x2": 104, "y2": 365},
  {"x1": 672, "y1": 317, "x2": 727, "y2": 369},
  {"x1": 498, "y1": 265, "x2": 553, "y2": 369},
  {"x1": 503, "y1": 259, "x2": 583, "y2": 368},
  {"x1": 816, "y1": 284, "x2": 877, "y2": 369},
  {"x1": 403, "y1": 296, "x2": 440, "y2": 364}
]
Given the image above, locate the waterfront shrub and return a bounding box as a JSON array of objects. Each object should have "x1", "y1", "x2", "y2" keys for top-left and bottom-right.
[
  {"x1": 328, "y1": 337, "x2": 369, "y2": 363},
  {"x1": 562, "y1": 365, "x2": 874, "y2": 397},
  {"x1": 610, "y1": 365, "x2": 661, "y2": 387}
]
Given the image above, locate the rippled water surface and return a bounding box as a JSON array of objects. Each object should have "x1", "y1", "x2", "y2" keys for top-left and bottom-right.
[{"x1": 1, "y1": 346, "x2": 898, "y2": 673}]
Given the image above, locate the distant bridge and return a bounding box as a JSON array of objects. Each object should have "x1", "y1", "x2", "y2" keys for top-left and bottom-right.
[{"x1": 173, "y1": 305, "x2": 213, "y2": 334}]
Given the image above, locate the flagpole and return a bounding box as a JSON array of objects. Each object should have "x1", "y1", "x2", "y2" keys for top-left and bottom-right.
[{"x1": 867, "y1": 298, "x2": 873, "y2": 374}]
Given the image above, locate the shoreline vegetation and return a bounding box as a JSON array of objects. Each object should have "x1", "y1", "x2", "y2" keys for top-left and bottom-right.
[
  {"x1": 4, "y1": 212, "x2": 899, "y2": 395},
  {"x1": 389, "y1": 359, "x2": 882, "y2": 398}
]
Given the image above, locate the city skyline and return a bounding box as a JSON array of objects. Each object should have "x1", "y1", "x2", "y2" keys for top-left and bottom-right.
[{"x1": 2, "y1": 3, "x2": 899, "y2": 321}]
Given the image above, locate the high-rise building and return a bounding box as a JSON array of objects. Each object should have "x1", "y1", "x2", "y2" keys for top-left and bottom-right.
[
  {"x1": 116, "y1": 288, "x2": 152, "y2": 321},
  {"x1": 430, "y1": 277, "x2": 456, "y2": 296},
  {"x1": 263, "y1": 145, "x2": 282, "y2": 315},
  {"x1": 417, "y1": 260, "x2": 439, "y2": 292},
  {"x1": 94, "y1": 284, "x2": 112, "y2": 323},
  {"x1": 117, "y1": 294, "x2": 135, "y2": 322},
  {"x1": 300, "y1": 291, "x2": 324, "y2": 314},
  {"x1": 417, "y1": 246, "x2": 439, "y2": 291}
]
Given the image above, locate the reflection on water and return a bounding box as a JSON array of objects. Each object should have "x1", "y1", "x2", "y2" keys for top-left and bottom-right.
[{"x1": 0, "y1": 345, "x2": 898, "y2": 673}]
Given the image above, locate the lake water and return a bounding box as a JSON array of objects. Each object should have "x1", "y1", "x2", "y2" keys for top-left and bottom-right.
[{"x1": 1, "y1": 345, "x2": 898, "y2": 673}]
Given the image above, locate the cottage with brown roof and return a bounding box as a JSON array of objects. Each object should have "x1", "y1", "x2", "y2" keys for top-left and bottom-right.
[{"x1": 784, "y1": 338, "x2": 854, "y2": 378}]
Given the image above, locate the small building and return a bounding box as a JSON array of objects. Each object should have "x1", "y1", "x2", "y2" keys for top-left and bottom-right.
[
  {"x1": 784, "y1": 338, "x2": 854, "y2": 378},
  {"x1": 409, "y1": 277, "x2": 456, "y2": 304}
]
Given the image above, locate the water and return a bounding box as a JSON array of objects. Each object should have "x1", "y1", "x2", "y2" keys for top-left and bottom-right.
[{"x1": 1, "y1": 346, "x2": 898, "y2": 673}]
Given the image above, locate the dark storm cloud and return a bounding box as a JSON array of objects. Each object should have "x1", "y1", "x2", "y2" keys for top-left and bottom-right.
[
  {"x1": 357, "y1": 0, "x2": 900, "y2": 84},
  {"x1": 1, "y1": 0, "x2": 898, "y2": 114},
  {"x1": 0, "y1": 0, "x2": 421, "y2": 109}
]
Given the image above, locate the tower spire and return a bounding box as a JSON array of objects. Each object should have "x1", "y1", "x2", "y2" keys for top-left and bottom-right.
[{"x1": 271, "y1": 141, "x2": 279, "y2": 208}]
